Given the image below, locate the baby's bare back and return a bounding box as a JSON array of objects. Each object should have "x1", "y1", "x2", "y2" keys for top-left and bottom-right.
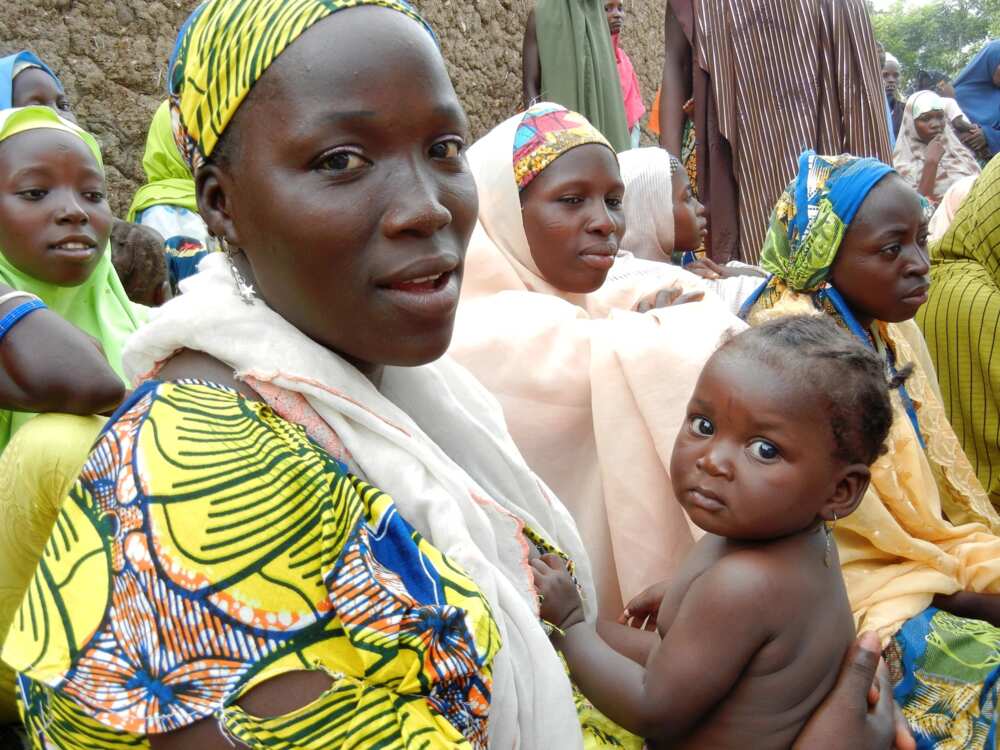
[{"x1": 649, "y1": 533, "x2": 855, "y2": 750}]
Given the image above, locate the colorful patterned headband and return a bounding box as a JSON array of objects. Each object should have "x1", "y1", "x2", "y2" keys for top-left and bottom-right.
[{"x1": 513, "y1": 103, "x2": 614, "y2": 192}]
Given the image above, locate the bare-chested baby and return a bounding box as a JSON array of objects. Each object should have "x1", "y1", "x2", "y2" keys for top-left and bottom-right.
[{"x1": 533, "y1": 314, "x2": 908, "y2": 749}]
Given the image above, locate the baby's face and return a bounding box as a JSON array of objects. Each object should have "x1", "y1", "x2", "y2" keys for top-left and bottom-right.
[{"x1": 669, "y1": 351, "x2": 841, "y2": 541}]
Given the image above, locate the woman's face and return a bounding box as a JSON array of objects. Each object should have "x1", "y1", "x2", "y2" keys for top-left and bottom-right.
[
  {"x1": 0, "y1": 129, "x2": 111, "y2": 286},
  {"x1": 198, "y1": 8, "x2": 477, "y2": 372},
  {"x1": 12, "y1": 69, "x2": 75, "y2": 123},
  {"x1": 829, "y1": 175, "x2": 929, "y2": 326},
  {"x1": 520, "y1": 143, "x2": 625, "y2": 294},
  {"x1": 914, "y1": 110, "x2": 945, "y2": 143},
  {"x1": 671, "y1": 169, "x2": 706, "y2": 252}
]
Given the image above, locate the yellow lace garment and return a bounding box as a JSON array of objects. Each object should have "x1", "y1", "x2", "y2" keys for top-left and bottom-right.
[{"x1": 748, "y1": 287, "x2": 1000, "y2": 642}]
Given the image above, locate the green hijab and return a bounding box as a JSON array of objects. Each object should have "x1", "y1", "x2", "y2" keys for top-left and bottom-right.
[
  {"x1": 126, "y1": 100, "x2": 198, "y2": 222},
  {"x1": 534, "y1": 0, "x2": 631, "y2": 152},
  {"x1": 0, "y1": 107, "x2": 145, "y2": 453}
]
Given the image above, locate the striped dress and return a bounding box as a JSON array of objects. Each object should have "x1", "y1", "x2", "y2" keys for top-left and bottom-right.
[
  {"x1": 917, "y1": 155, "x2": 1000, "y2": 509},
  {"x1": 675, "y1": 0, "x2": 892, "y2": 264}
]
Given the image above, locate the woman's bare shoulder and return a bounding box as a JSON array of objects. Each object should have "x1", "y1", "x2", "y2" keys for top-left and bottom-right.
[{"x1": 155, "y1": 349, "x2": 261, "y2": 402}]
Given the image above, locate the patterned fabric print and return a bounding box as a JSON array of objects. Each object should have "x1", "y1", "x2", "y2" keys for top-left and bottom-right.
[
  {"x1": 520, "y1": 528, "x2": 642, "y2": 749},
  {"x1": 889, "y1": 608, "x2": 1000, "y2": 749},
  {"x1": 5, "y1": 381, "x2": 499, "y2": 749},
  {"x1": 168, "y1": 0, "x2": 434, "y2": 172},
  {"x1": 759, "y1": 150, "x2": 894, "y2": 292},
  {"x1": 513, "y1": 103, "x2": 614, "y2": 192},
  {"x1": 574, "y1": 689, "x2": 643, "y2": 750}
]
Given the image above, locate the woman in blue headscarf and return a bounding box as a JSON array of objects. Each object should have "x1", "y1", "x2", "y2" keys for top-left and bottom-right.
[
  {"x1": 0, "y1": 51, "x2": 74, "y2": 120},
  {"x1": 954, "y1": 40, "x2": 1000, "y2": 159}
]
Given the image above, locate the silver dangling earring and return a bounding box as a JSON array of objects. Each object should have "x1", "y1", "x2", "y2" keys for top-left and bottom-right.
[
  {"x1": 223, "y1": 240, "x2": 256, "y2": 305},
  {"x1": 824, "y1": 513, "x2": 838, "y2": 568}
]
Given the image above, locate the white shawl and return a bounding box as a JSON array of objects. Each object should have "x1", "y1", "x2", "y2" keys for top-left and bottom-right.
[{"x1": 123, "y1": 252, "x2": 593, "y2": 749}]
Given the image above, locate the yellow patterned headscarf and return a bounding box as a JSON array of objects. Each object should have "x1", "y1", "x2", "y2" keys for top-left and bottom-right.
[
  {"x1": 513, "y1": 102, "x2": 613, "y2": 192},
  {"x1": 168, "y1": 0, "x2": 434, "y2": 172}
]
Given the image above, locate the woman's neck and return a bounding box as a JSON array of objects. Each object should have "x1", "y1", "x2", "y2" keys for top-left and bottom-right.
[{"x1": 230, "y1": 250, "x2": 385, "y2": 387}]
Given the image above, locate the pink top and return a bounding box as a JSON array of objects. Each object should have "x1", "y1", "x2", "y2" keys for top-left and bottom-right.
[{"x1": 613, "y1": 34, "x2": 645, "y2": 130}]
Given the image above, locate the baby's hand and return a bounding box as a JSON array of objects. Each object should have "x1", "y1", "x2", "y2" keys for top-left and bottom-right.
[{"x1": 530, "y1": 553, "x2": 585, "y2": 632}]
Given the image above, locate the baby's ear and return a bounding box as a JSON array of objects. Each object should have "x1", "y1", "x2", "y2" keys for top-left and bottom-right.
[{"x1": 821, "y1": 465, "x2": 871, "y2": 522}]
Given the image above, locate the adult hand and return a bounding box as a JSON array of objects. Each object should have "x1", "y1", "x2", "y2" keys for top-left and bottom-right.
[
  {"x1": 794, "y1": 632, "x2": 915, "y2": 750},
  {"x1": 686, "y1": 257, "x2": 768, "y2": 280},
  {"x1": 926, "y1": 136, "x2": 946, "y2": 164},
  {"x1": 618, "y1": 578, "x2": 669, "y2": 631},
  {"x1": 959, "y1": 126, "x2": 987, "y2": 154},
  {"x1": 635, "y1": 286, "x2": 704, "y2": 313}
]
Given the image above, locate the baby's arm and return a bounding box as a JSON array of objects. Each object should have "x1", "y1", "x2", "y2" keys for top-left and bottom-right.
[{"x1": 532, "y1": 554, "x2": 774, "y2": 742}]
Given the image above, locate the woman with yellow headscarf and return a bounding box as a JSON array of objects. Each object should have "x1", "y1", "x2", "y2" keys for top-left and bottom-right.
[{"x1": 0, "y1": 3, "x2": 616, "y2": 749}]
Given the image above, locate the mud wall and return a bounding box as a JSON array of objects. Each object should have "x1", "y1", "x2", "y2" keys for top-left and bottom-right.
[{"x1": 2, "y1": 0, "x2": 665, "y2": 214}]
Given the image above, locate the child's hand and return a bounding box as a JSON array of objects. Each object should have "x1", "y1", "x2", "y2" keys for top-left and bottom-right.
[
  {"x1": 635, "y1": 285, "x2": 704, "y2": 313},
  {"x1": 530, "y1": 553, "x2": 585, "y2": 632},
  {"x1": 619, "y1": 578, "x2": 670, "y2": 631}
]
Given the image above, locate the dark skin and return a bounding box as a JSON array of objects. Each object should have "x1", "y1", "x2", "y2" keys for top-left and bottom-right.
[
  {"x1": 912, "y1": 110, "x2": 947, "y2": 200},
  {"x1": 671, "y1": 167, "x2": 706, "y2": 252},
  {"x1": 832, "y1": 175, "x2": 1000, "y2": 626},
  {"x1": 148, "y1": 7, "x2": 905, "y2": 748},
  {"x1": 827, "y1": 175, "x2": 930, "y2": 329},
  {"x1": 0, "y1": 130, "x2": 123, "y2": 413},
  {"x1": 535, "y1": 353, "x2": 869, "y2": 748},
  {"x1": 658, "y1": 3, "x2": 692, "y2": 155},
  {"x1": 147, "y1": 9, "x2": 476, "y2": 747},
  {"x1": 522, "y1": 9, "x2": 541, "y2": 107},
  {"x1": 0, "y1": 281, "x2": 123, "y2": 413},
  {"x1": 11, "y1": 67, "x2": 75, "y2": 123},
  {"x1": 520, "y1": 143, "x2": 625, "y2": 294},
  {"x1": 519, "y1": 143, "x2": 702, "y2": 307},
  {"x1": 0, "y1": 130, "x2": 111, "y2": 287},
  {"x1": 882, "y1": 59, "x2": 901, "y2": 101},
  {"x1": 605, "y1": 0, "x2": 624, "y2": 35}
]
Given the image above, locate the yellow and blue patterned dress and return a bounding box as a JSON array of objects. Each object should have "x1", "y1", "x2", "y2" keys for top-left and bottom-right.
[{"x1": 3, "y1": 380, "x2": 500, "y2": 749}]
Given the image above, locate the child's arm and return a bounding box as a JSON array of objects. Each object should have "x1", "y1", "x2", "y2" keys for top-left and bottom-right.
[
  {"x1": 533, "y1": 554, "x2": 773, "y2": 742},
  {"x1": 597, "y1": 619, "x2": 660, "y2": 665},
  {"x1": 933, "y1": 592, "x2": 1000, "y2": 626}
]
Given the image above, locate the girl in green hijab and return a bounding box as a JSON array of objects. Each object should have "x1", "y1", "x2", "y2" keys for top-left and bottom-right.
[{"x1": 0, "y1": 106, "x2": 144, "y2": 454}]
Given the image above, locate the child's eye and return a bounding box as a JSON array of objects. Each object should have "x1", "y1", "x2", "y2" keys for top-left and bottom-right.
[
  {"x1": 689, "y1": 415, "x2": 714, "y2": 437},
  {"x1": 318, "y1": 150, "x2": 369, "y2": 173},
  {"x1": 606, "y1": 196, "x2": 623, "y2": 209},
  {"x1": 429, "y1": 138, "x2": 464, "y2": 159},
  {"x1": 559, "y1": 196, "x2": 584, "y2": 205},
  {"x1": 83, "y1": 191, "x2": 105, "y2": 203},
  {"x1": 17, "y1": 189, "x2": 47, "y2": 200},
  {"x1": 748, "y1": 439, "x2": 780, "y2": 462}
]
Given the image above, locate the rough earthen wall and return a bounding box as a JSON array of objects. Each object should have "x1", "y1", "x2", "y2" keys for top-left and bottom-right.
[{"x1": 2, "y1": 0, "x2": 664, "y2": 214}]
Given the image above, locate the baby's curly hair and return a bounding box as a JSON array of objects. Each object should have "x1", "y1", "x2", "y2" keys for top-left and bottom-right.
[{"x1": 718, "y1": 315, "x2": 911, "y2": 466}]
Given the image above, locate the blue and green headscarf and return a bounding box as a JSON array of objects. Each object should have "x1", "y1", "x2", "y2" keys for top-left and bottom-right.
[
  {"x1": 168, "y1": 0, "x2": 434, "y2": 173},
  {"x1": 758, "y1": 150, "x2": 895, "y2": 292}
]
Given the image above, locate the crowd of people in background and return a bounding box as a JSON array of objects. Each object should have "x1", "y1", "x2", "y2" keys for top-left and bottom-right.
[{"x1": 0, "y1": 0, "x2": 998, "y2": 748}]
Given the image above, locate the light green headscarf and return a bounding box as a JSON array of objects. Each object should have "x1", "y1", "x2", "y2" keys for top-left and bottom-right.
[
  {"x1": 0, "y1": 107, "x2": 145, "y2": 453},
  {"x1": 126, "y1": 100, "x2": 198, "y2": 222},
  {"x1": 534, "y1": 0, "x2": 631, "y2": 153}
]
